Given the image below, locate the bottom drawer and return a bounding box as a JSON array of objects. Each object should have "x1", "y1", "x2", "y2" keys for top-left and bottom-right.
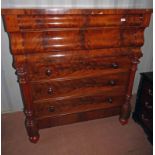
[
  {"x1": 34, "y1": 92, "x2": 125, "y2": 118},
  {"x1": 36, "y1": 106, "x2": 121, "y2": 129},
  {"x1": 141, "y1": 111, "x2": 153, "y2": 132}
]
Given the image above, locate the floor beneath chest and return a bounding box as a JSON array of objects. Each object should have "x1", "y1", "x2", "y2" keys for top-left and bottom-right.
[{"x1": 2, "y1": 110, "x2": 152, "y2": 155}]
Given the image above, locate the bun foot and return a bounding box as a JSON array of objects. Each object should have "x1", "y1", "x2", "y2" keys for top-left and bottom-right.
[
  {"x1": 29, "y1": 135, "x2": 39, "y2": 143},
  {"x1": 119, "y1": 118, "x2": 128, "y2": 125}
]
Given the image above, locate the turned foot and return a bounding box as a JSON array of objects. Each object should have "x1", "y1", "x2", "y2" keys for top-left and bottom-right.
[
  {"x1": 119, "y1": 95, "x2": 131, "y2": 125},
  {"x1": 119, "y1": 118, "x2": 128, "y2": 125},
  {"x1": 29, "y1": 135, "x2": 40, "y2": 143},
  {"x1": 25, "y1": 111, "x2": 40, "y2": 143}
]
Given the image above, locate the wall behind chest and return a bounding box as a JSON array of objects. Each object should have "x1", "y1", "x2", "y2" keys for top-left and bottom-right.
[{"x1": 1, "y1": 0, "x2": 153, "y2": 113}]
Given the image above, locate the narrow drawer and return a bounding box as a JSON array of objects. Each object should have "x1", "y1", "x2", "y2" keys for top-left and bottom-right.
[
  {"x1": 88, "y1": 14, "x2": 144, "y2": 27},
  {"x1": 11, "y1": 14, "x2": 144, "y2": 31},
  {"x1": 27, "y1": 55, "x2": 131, "y2": 81},
  {"x1": 34, "y1": 92, "x2": 125, "y2": 118},
  {"x1": 31, "y1": 72, "x2": 129, "y2": 101}
]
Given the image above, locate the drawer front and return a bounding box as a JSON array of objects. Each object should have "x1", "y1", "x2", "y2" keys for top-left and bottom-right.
[
  {"x1": 88, "y1": 14, "x2": 144, "y2": 27},
  {"x1": 4, "y1": 14, "x2": 144, "y2": 32},
  {"x1": 18, "y1": 14, "x2": 143, "y2": 29},
  {"x1": 141, "y1": 80, "x2": 153, "y2": 98},
  {"x1": 31, "y1": 72, "x2": 129, "y2": 101},
  {"x1": 141, "y1": 110, "x2": 153, "y2": 132},
  {"x1": 27, "y1": 55, "x2": 131, "y2": 81},
  {"x1": 34, "y1": 91, "x2": 126, "y2": 118},
  {"x1": 140, "y1": 80, "x2": 153, "y2": 115},
  {"x1": 141, "y1": 93, "x2": 153, "y2": 115},
  {"x1": 9, "y1": 28, "x2": 144, "y2": 54}
]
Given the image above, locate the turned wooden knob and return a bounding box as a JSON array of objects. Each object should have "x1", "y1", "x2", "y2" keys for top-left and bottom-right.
[
  {"x1": 120, "y1": 17, "x2": 126, "y2": 22},
  {"x1": 48, "y1": 106, "x2": 55, "y2": 112},
  {"x1": 144, "y1": 101, "x2": 152, "y2": 109},
  {"x1": 107, "y1": 97, "x2": 113, "y2": 103},
  {"x1": 141, "y1": 114, "x2": 149, "y2": 121},
  {"x1": 148, "y1": 89, "x2": 152, "y2": 96},
  {"x1": 109, "y1": 80, "x2": 116, "y2": 86},
  {"x1": 111, "y1": 63, "x2": 119, "y2": 69},
  {"x1": 45, "y1": 69, "x2": 52, "y2": 76},
  {"x1": 48, "y1": 87, "x2": 53, "y2": 95}
]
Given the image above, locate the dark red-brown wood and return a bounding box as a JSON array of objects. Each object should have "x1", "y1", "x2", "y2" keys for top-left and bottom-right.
[{"x1": 2, "y1": 8, "x2": 152, "y2": 143}]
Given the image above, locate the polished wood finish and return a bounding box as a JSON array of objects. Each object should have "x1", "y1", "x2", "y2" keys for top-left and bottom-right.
[{"x1": 2, "y1": 8, "x2": 152, "y2": 143}]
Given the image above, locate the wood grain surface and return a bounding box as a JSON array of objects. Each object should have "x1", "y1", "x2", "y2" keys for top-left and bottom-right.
[{"x1": 2, "y1": 8, "x2": 152, "y2": 143}]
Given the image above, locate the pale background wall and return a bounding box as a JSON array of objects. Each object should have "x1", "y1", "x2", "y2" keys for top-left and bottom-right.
[{"x1": 1, "y1": 0, "x2": 153, "y2": 113}]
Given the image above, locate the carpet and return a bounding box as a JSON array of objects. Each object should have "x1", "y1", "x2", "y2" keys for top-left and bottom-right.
[{"x1": 2, "y1": 112, "x2": 152, "y2": 155}]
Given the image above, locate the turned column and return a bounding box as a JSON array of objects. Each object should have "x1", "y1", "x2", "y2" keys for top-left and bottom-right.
[
  {"x1": 119, "y1": 56, "x2": 140, "y2": 125},
  {"x1": 15, "y1": 66, "x2": 39, "y2": 143}
]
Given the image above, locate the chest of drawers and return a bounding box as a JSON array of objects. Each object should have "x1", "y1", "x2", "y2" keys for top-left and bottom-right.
[
  {"x1": 2, "y1": 9, "x2": 152, "y2": 143},
  {"x1": 133, "y1": 72, "x2": 153, "y2": 143}
]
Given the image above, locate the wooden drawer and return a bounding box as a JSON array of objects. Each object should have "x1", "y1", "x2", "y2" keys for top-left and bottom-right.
[
  {"x1": 18, "y1": 14, "x2": 144, "y2": 29},
  {"x1": 34, "y1": 91, "x2": 126, "y2": 118},
  {"x1": 141, "y1": 93, "x2": 153, "y2": 114},
  {"x1": 9, "y1": 27, "x2": 144, "y2": 54},
  {"x1": 140, "y1": 82, "x2": 153, "y2": 117},
  {"x1": 31, "y1": 72, "x2": 129, "y2": 101},
  {"x1": 4, "y1": 13, "x2": 144, "y2": 32},
  {"x1": 141, "y1": 110, "x2": 153, "y2": 132},
  {"x1": 141, "y1": 80, "x2": 153, "y2": 97},
  {"x1": 27, "y1": 54, "x2": 131, "y2": 81}
]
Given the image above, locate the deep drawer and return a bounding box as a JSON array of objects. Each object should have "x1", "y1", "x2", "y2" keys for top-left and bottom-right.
[
  {"x1": 31, "y1": 72, "x2": 129, "y2": 101},
  {"x1": 33, "y1": 90, "x2": 126, "y2": 118},
  {"x1": 27, "y1": 54, "x2": 131, "y2": 81}
]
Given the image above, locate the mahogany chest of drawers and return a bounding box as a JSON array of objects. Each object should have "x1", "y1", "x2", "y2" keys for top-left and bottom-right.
[
  {"x1": 133, "y1": 72, "x2": 153, "y2": 143},
  {"x1": 2, "y1": 9, "x2": 152, "y2": 143}
]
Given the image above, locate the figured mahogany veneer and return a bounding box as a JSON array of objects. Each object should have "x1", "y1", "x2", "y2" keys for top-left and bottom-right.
[
  {"x1": 2, "y1": 8, "x2": 152, "y2": 143},
  {"x1": 31, "y1": 72, "x2": 129, "y2": 101}
]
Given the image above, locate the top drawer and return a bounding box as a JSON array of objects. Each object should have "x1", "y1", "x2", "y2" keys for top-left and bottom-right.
[
  {"x1": 2, "y1": 8, "x2": 152, "y2": 32},
  {"x1": 14, "y1": 14, "x2": 144, "y2": 30}
]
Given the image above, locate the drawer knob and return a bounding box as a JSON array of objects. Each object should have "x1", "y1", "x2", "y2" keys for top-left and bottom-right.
[
  {"x1": 145, "y1": 101, "x2": 152, "y2": 109},
  {"x1": 48, "y1": 87, "x2": 53, "y2": 95},
  {"x1": 109, "y1": 80, "x2": 116, "y2": 86},
  {"x1": 46, "y1": 69, "x2": 52, "y2": 76},
  {"x1": 139, "y1": 16, "x2": 144, "y2": 20},
  {"x1": 48, "y1": 106, "x2": 55, "y2": 112},
  {"x1": 148, "y1": 89, "x2": 152, "y2": 96},
  {"x1": 111, "y1": 63, "x2": 119, "y2": 69},
  {"x1": 141, "y1": 114, "x2": 149, "y2": 121},
  {"x1": 120, "y1": 18, "x2": 126, "y2": 22},
  {"x1": 107, "y1": 97, "x2": 113, "y2": 103}
]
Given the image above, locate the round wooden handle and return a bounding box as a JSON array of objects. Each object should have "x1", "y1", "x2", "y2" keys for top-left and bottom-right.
[
  {"x1": 148, "y1": 89, "x2": 152, "y2": 96},
  {"x1": 48, "y1": 106, "x2": 55, "y2": 112},
  {"x1": 111, "y1": 63, "x2": 119, "y2": 69},
  {"x1": 120, "y1": 17, "x2": 126, "y2": 22},
  {"x1": 141, "y1": 114, "x2": 149, "y2": 121},
  {"x1": 48, "y1": 87, "x2": 53, "y2": 95},
  {"x1": 45, "y1": 69, "x2": 52, "y2": 76},
  {"x1": 144, "y1": 101, "x2": 152, "y2": 109},
  {"x1": 109, "y1": 80, "x2": 116, "y2": 86},
  {"x1": 107, "y1": 97, "x2": 113, "y2": 103}
]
